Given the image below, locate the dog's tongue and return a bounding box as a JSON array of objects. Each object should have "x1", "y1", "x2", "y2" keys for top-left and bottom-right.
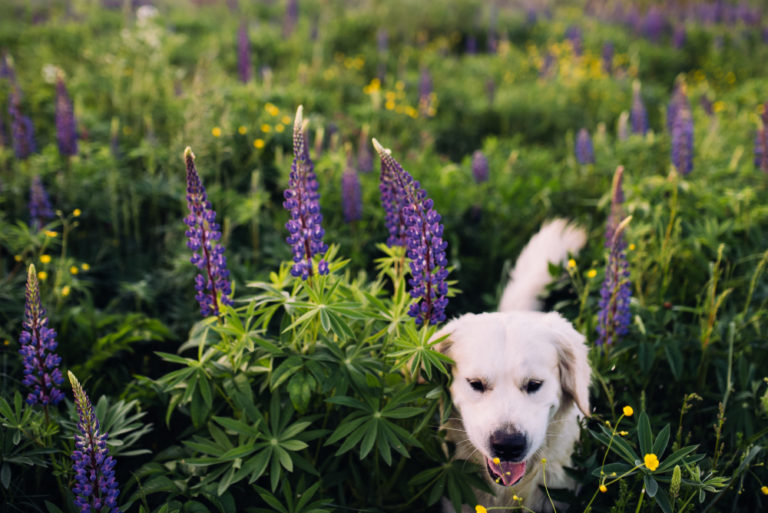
[{"x1": 487, "y1": 457, "x2": 527, "y2": 487}]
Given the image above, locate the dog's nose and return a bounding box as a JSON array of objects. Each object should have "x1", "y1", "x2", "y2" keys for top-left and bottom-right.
[{"x1": 490, "y1": 431, "x2": 527, "y2": 461}]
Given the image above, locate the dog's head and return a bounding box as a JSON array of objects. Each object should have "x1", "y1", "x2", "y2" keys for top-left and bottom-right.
[{"x1": 438, "y1": 311, "x2": 590, "y2": 487}]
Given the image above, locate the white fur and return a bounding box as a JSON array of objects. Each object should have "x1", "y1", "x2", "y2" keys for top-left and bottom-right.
[{"x1": 440, "y1": 219, "x2": 590, "y2": 513}]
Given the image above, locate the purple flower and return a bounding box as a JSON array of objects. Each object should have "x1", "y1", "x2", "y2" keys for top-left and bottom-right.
[
  {"x1": 642, "y1": 7, "x2": 666, "y2": 42},
  {"x1": 605, "y1": 166, "x2": 626, "y2": 248},
  {"x1": 630, "y1": 83, "x2": 648, "y2": 135},
  {"x1": 539, "y1": 52, "x2": 555, "y2": 78},
  {"x1": 55, "y1": 76, "x2": 78, "y2": 157},
  {"x1": 418, "y1": 68, "x2": 433, "y2": 117},
  {"x1": 671, "y1": 105, "x2": 694, "y2": 175},
  {"x1": 565, "y1": 25, "x2": 582, "y2": 56},
  {"x1": 597, "y1": 217, "x2": 632, "y2": 346},
  {"x1": 471, "y1": 150, "x2": 489, "y2": 183},
  {"x1": 357, "y1": 127, "x2": 373, "y2": 173},
  {"x1": 237, "y1": 22, "x2": 252, "y2": 84},
  {"x1": 373, "y1": 138, "x2": 449, "y2": 326},
  {"x1": 341, "y1": 156, "x2": 362, "y2": 224},
  {"x1": 68, "y1": 371, "x2": 121, "y2": 513},
  {"x1": 667, "y1": 82, "x2": 689, "y2": 133},
  {"x1": 575, "y1": 128, "x2": 595, "y2": 165},
  {"x1": 8, "y1": 85, "x2": 37, "y2": 160},
  {"x1": 466, "y1": 35, "x2": 477, "y2": 54},
  {"x1": 183, "y1": 147, "x2": 233, "y2": 317},
  {"x1": 602, "y1": 41, "x2": 614, "y2": 75},
  {"x1": 673, "y1": 24, "x2": 686, "y2": 49},
  {"x1": 283, "y1": 106, "x2": 329, "y2": 280},
  {"x1": 29, "y1": 175, "x2": 54, "y2": 231},
  {"x1": 283, "y1": 0, "x2": 298, "y2": 38},
  {"x1": 19, "y1": 265, "x2": 64, "y2": 406},
  {"x1": 754, "y1": 103, "x2": 768, "y2": 173}
]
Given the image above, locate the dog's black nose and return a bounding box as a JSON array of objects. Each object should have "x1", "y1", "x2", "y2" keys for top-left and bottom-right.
[{"x1": 490, "y1": 431, "x2": 527, "y2": 461}]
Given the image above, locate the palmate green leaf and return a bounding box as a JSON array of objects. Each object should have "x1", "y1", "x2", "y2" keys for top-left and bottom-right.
[
  {"x1": 270, "y1": 356, "x2": 304, "y2": 390},
  {"x1": 212, "y1": 416, "x2": 260, "y2": 437},
  {"x1": 652, "y1": 424, "x2": 671, "y2": 459},
  {"x1": 325, "y1": 415, "x2": 367, "y2": 445},
  {"x1": 359, "y1": 419, "x2": 378, "y2": 459}
]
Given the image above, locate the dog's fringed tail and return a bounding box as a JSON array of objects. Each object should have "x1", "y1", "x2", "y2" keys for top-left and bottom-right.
[{"x1": 498, "y1": 219, "x2": 586, "y2": 312}]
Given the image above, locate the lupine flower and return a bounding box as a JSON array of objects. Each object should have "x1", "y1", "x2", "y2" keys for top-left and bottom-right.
[
  {"x1": 666, "y1": 82, "x2": 688, "y2": 133},
  {"x1": 539, "y1": 52, "x2": 555, "y2": 78},
  {"x1": 55, "y1": 75, "x2": 78, "y2": 157},
  {"x1": 466, "y1": 34, "x2": 477, "y2": 54},
  {"x1": 19, "y1": 265, "x2": 64, "y2": 406},
  {"x1": 283, "y1": 106, "x2": 329, "y2": 280},
  {"x1": 341, "y1": 155, "x2": 362, "y2": 223},
  {"x1": 471, "y1": 150, "x2": 489, "y2": 183},
  {"x1": 283, "y1": 0, "x2": 298, "y2": 38},
  {"x1": 605, "y1": 166, "x2": 626, "y2": 248},
  {"x1": 671, "y1": 104, "x2": 694, "y2": 175},
  {"x1": 183, "y1": 147, "x2": 233, "y2": 317},
  {"x1": 642, "y1": 7, "x2": 666, "y2": 42},
  {"x1": 630, "y1": 82, "x2": 648, "y2": 135},
  {"x1": 29, "y1": 175, "x2": 54, "y2": 230},
  {"x1": 596, "y1": 216, "x2": 632, "y2": 346},
  {"x1": 0, "y1": 52, "x2": 13, "y2": 81},
  {"x1": 755, "y1": 103, "x2": 768, "y2": 173},
  {"x1": 617, "y1": 112, "x2": 629, "y2": 141},
  {"x1": 601, "y1": 41, "x2": 614, "y2": 75},
  {"x1": 565, "y1": 25, "x2": 582, "y2": 56},
  {"x1": 8, "y1": 85, "x2": 37, "y2": 160},
  {"x1": 68, "y1": 371, "x2": 121, "y2": 513},
  {"x1": 373, "y1": 138, "x2": 449, "y2": 326},
  {"x1": 575, "y1": 128, "x2": 595, "y2": 164},
  {"x1": 357, "y1": 127, "x2": 373, "y2": 173},
  {"x1": 237, "y1": 22, "x2": 252, "y2": 84},
  {"x1": 418, "y1": 68, "x2": 433, "y2": 117},
  {"x1": 673, "y1": 24, "x2": 686, "y2": 49}
]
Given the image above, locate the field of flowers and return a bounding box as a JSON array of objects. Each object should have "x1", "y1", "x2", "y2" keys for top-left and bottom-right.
[{"x1": 1, "y1": 0, "x2": 768, "y2": 511}]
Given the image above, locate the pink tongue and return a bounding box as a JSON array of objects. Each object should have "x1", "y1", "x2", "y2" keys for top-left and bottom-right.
[{"x1": 488, "y1": 457, "x2": 527, "y2": 486}]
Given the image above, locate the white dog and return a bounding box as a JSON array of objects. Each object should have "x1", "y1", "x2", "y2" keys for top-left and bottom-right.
[{"x1": 439, "y1": 219, "x2": 591, "y2": 512}]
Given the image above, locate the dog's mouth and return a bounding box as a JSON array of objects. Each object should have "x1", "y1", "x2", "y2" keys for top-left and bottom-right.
[{"x1": 486, "y1": 456, "x2": 527, "y2": 487}]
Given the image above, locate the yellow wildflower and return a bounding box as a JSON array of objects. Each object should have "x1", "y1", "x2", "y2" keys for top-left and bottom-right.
[
  {"x1": 14, "y1": 255, "x2": 22, "y2": 262},
  {"x1": 492, "y1": 457, "x2": 500, "y2": 465},
  {"x1": 253, "y1": 139, "x2": 265, "y2": 149},
  {"x1": 713, "y1": 101, "x2": 725, "y2": 113},
  {"x1": 38, "y1": 271, "x2": 48, "y2": 281},
  {"x1": 619, "y1": 431, "x2": 629, "y2": 436},
  {"x1": 238, "y1": 126, "x2": 248, "y2": 135},
  {"x1": 475, "y1": 507, "x2": 487, "y2": 513},
  {"x1": 628, "y1": 243, "x2": 636, "y2": 251},
  {"x1": 265, "y1": 103, "x2": 280, "y2": 116},
  {"x1": 599, "y1": 484, "x2": 607, "y2": 493},
  {"x1": 73, "y1": 209, "x2": 82, "y2": 217},
  {"x1": 61, "y1": 285, "x2": 71, "y2": 297},
  {"x1": 70, "y1": 266, "x2": 79, "y2": 275},
  {"x1": 45, "y1": 230, "x2": 58, "y2": 238},
  {"x1": 40, "y1": 255, "x2": 52, "y2": 264},
  {"x1": 81, "y1": 263, "x2": 90, "y2": 271},
  {"x1": 512, "y1": 495, "x2": 521, "y2": 501},
  {"x1": 275, "y1": 124, "x2": 285, "y2": 133},
  {"x1": 623, "y1": 405, "x2": 634, "y2": 417},
  {"x1": 261, "y1": 124, "x2": 272, "y2": 133},
  {"x1": 567, "y1": 258, "x2": 576, "y2": 269},
  {"x1": 211, "y1": 126, "x2": 222, "y2": 137},
  {"x1": 644, "y1": 453, "x2": 660, "y2": 472},
  {"x1": 586, "y1": 269, "x2": 597, "y2": 278},
  {"x1": 761, "y1": 486, "x2": 768, "y2": 495}
]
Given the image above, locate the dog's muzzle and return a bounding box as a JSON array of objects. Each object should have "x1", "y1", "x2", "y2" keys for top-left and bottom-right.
[
  {"x1": 487, "y1": 430, "x2": 528, "y2": 486},
  {"x1": 486, "y1": 457, "x2": 527, "y2": 486}
]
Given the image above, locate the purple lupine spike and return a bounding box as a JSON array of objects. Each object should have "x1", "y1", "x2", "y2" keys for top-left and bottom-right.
[
  {"x1": 0, "y1": 52, "x2": 15, "y2": 82},
  {"x1": 642, "y1": 7, "x2": 666, "y2": 42},
  {"x1": 596, "y1": 216, "x2": 632, "y2": 346},
  {"x1": 605, "y1": 166, "x2": 626, "y2": 248},
  {"x1": 237, "y1": 21, "x2": 252, "y2": 84},
  {"x1": 630, "y1": 82, "x2": 648, "y2": 135},
  {"x1": 184, "y1": 147, "x2": 233, "y2": 317},
  {"x1": 601, "y1": 41, "x2": 614, "y2": 75},
  {"x1": 283, "y1": 106, "x2": 329, "y2": 280},
  {"x1": 667, "y1": 81, "x2": 689, "y2": 133},
  {"x1": 671, "y1": 104, "x2": 694, "y2": 175},
  {"x1": 418, "y1": 68, "x2": 433, "y2": 117},
  {"x1": 471, "y1": 150, "x2": 489, "y2": 183},
  {"x1": 378, "y1": 142, "x2": 409, "y2": 248},
  {"x1": 575, "y1": 128, "x2": 595, "y2": 164},
  {"x1": 466, "y1": 34, "x2": 477, "y2": 54},
  {"x1": 754, "y1": 103, "x2": 768, "y2": 173},
  {"x1": 341, "y1": 155, "x2": 362, "y2": 223},
  {"x1": 357, "y1": 127, "x2": 373, "y2": 173},
  {"x1": 565, "y1": 25, "x2": 582, "y2": 56},
  {"x1": 68, "y1": 371, "x2": 121, "y2": 513},
  {"x1": 539, "y1": 52, "x2": 555, "y2": 78},
  {"x1": 55, "y1": 75, "x2": 78, "y2": 157},
  {"x1": 29, "y1": 175, "x2": 54, "y2": 231},
  {"x1": 373, "y1": 138, "x2": 449, "y2": 326},
  {"x1": 19, "y1": 265, "x2": 64, "y2": 406},
  {"x1": 283, "y1": 0, "x2": 298, "y2": 38},
  {"x1": 8, "y1": 85, "x2": 37, "y2": 160},
  {"x1": 673, "y1": 24, "x2": 686, "y2": 49}
]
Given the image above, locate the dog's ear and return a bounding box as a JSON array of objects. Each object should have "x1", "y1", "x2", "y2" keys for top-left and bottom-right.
[{"x1": 544, "y1": 312, "x2": 591, "y2": 416}]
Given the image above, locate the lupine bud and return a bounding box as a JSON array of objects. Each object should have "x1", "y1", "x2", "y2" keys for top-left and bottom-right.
[
  {"x1": 575, "y1": 128, "x2": 595, "y2": 164},
  {"x1": 605, "y1": 166, "x2": 625, "y2": 248},
  {"x1": 341, "y1": 154, "x2": 362, "y2": 223},
  {"x1": 69, "y1": 371, "x2": 121, "y2": 513},
  {"x1": 670, "y1": 465, "x2": 682, "y2": 498},
  {"x1": 671, "y1": 105, "x2": 694, "y2": 175},
  {"x1": 565, "y1": 25, "x2": 582, "y2": 56},
  {"x1": 55, "y1": 75, "x2": 78, "y2": 156},
  {"x1": 471, "y1": 150, "x2": 489, "y2": 183},
  {"x1": 29, "y1": 175, "x2": 54, "y2": 231},
  {"x1": 8, "y1": 85, "x2": 36, "y2": 160},
  {"x1": 373, "y1": 138, "x2": 449, "y2": 326},
  {"x1": 283, "y1": 106, "x2": 329, "y2": 279},
  {"x1": 630, "y1": 82, "x2": 648, "y2": 135},
  {"x1": 183, "y1": 147, "x2": 233, "y2": 317},
  {"x1": 357, "y1": 126, "x2": 373, "y2": 173},
  {"x1": 19, "y1": 265, "x2": 64, "y2": 405},
  {"x1": 596, "y1": 216, "x2": 632, "y2": 346}
]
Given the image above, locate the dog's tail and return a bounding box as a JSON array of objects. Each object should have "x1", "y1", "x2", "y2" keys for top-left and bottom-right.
[{"x1": 498, "y1": 219, "x2": 587, "y2": 312}]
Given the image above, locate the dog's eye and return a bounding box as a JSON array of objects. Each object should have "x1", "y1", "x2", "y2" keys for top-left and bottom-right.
[
  {"x1": 467, "y1": 379, "x2": 486, "y2": 392},
  {"x1": 525, "y1": 380, "x2": 543, "y2": 393}
]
